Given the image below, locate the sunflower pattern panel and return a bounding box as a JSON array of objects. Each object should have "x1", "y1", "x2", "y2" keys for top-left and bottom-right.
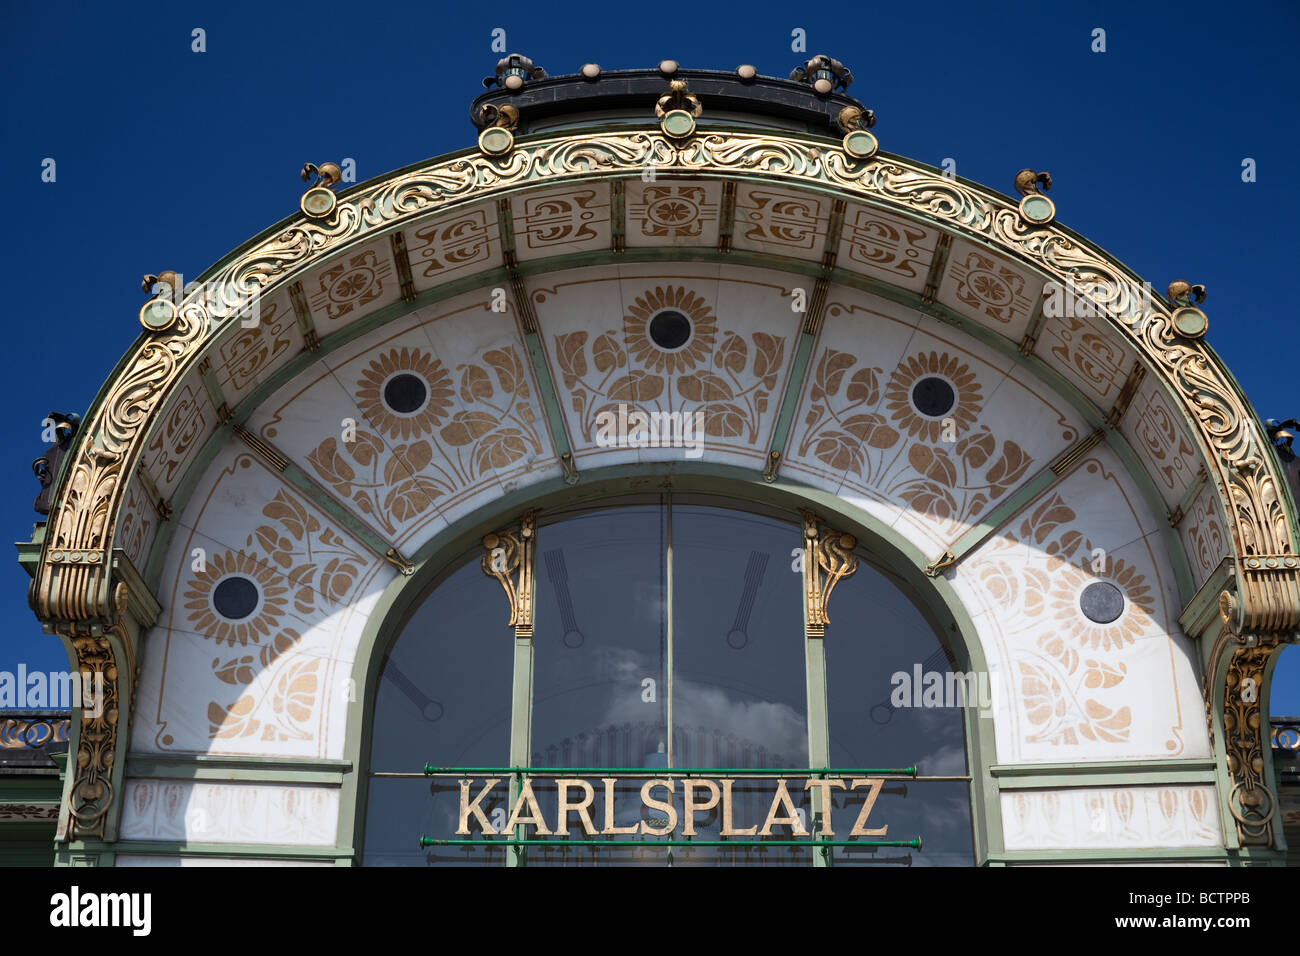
[
  {"x1": 132, "y1": 443, "x2": 396, "y2": 759},
  {"x1": 784, "y1": 295, "x2": 1084, "y2": 558},
  {"x1": 951, "y1": 446, "x2": 1209, "y2": 763},
  {"x1": 536, "y1": 266, "x2": 800, "y2": 471},
  {"x1": 248, "y1": 292, "x2": 558, "y2": 553}
]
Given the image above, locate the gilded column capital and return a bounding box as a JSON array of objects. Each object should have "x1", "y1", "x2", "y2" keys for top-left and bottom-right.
[{"x1": 481, "y1": 510, "x2": 537, "y2": 639}]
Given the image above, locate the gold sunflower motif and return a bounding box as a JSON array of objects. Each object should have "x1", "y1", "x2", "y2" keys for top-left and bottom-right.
[
  {"x1": 184, "y1": 550, "x2": 289, "y2": 647},
  {"x1": 1045, "y1": 554, "x2": 1156, "y2": 651},
  {"x1": 884, "y1": 351, "x2": 982, "y2": 442},
  {"x1": 355, "y1": 347, "x2": 455, "y2": 441},
  {"x1": 623, "y1": 285, "x2": 717, "y2": 374}
]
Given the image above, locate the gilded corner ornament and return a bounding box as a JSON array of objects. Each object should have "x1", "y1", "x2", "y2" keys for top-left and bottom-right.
[
  {"x1": 481, "y1": 510, "x2": 537, "y2": 638},
  {"x1": 801, "y1": 511, "x2": 859, "y2": 638}
]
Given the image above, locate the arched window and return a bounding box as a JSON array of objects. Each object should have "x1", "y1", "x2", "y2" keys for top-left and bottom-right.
[{"x1": 362, "y1": 497, "x2": 975, "y2": 866}]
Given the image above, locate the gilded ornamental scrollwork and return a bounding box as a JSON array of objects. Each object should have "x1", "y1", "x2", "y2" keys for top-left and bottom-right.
[
  {"x1": 801, "y1": 511, "x2": 859, "y2": 639},
  {"x1": 27, "y1": 125, "x2": 1300, "y2": 848},
  {"x1": 480, "y1": 510, "x2": 537, "y2": 639}
]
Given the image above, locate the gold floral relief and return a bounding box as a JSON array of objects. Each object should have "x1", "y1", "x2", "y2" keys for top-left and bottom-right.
[
  {"x1": 518, "y1": 188, "x2": 604, "y2": 250},
  {"x1": 409, "y1": 209, "x2": 492, "y2": 279},
  {"x1": 1043, "y1": 312, "x2": 1130, "y2": 404},
  {"x1": 970, "y1": 489, "x2": 1171, "y2": 748},
  {"x1": 842, "y1": 209, "x2": 932, "y2": 280},
  {"x1": 116, "y1": 481, "x2": 153, "y2": 568},
  {"x1": 949, "y1": 249, "x2": 1031, "y2": 324},
  {"x1": 1129, "y1": 391, "x2": 1198, "y2": 498},
  {"x1": 552, "y1": 284, "x2": 786, "y2": 447},
  {"x1": 628, "y1": 184, "x2": 719, "y2": 240},
  {"x1": 305, "y1": 344, "x2": 543, "y2": 537},
  {"x1": 182, "y1": 483, "x2": 367, "y2": 746},
  {"x1": 739, "y1": 188, "x2": 823, "y2": 249},
  {"x1": 1183, "y1": 486, "x2": 1228, "y2": 585},
  {"x1": 309, "y1": 248, "x2": 393, "y2": 321},
  {"x1": 797, "y1": 344, "x2": 1034, "y2": 531},
  {"x1": 143, "y1": 381, "x2": 208, "y2": 488},
  {"x1": 213, "y1": 299, "x2": 295, "y2": 394}
]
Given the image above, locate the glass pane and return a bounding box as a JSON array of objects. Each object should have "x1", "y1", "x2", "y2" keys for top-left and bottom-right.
[
  {"x1": 528, "y1": 504, "x2": 668, "y2": 865},
  {"x1": 363, "y1": 557, "x2": 513, "y2": 866},
  {"x1": 824, "y1": 561, "x2": 975, "y2": 866},
  {"x1": 667, "y1": 504, "x2": 810, "y2": 865}
]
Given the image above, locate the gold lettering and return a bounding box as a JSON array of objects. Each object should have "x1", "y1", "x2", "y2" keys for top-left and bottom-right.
[
  {"x1": 640, "y1": 779, "x2": 677, "y2": 836},
  {"x1": 804, "y1": 778, "x2": 846, "y2": 837},
  {"x1": 504, "y1": 778, "x2": 552, "y2": 835},
  {"x1": 681, "y1": 779, "x2": 720, "y2": 836},
  {"x1": 720, "y1": 779, "x2": 757, "y2": 836},
  {"x1": 602, "y1": 778, "x2": 639, "y2": 834},
  {"x1": 456, "y1": 777, "x2": 500, "y2": 835},
  {"x1": 555, "y1": 778, "x2": 598, "y2": 836},
  {"x1": 759, "y1": 778, "x2": 807, "y2": 836},
  {"x1": 849, "y1": 777, "x2": 887, "y2": 837}
]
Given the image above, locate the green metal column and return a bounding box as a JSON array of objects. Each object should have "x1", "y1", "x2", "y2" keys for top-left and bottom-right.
[
  {"x1": 805, "y1": 627, "x2": 832, "y2": 867},
  {"x1": 506, "y1": 634, "x2": 534, "y2": 868}
]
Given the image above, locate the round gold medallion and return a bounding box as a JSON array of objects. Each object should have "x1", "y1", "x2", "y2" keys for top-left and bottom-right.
[
  {"x1": 1171, "y1": 305, "x2": 1209, "y2": 338},
  {"x1": 478, "y1": 126, "x2": 514, "y2": 156},
  {"x1": 300, "y1": 186, "x2": 337, "y2": 219},
  {"x1": 139, "y1": 297, "x2": 178, "y2": 332},
  {"x1": 842, "y1": 129, "x2": 878, "y2": 160},
  {"x1": 660, "y1": 109, "x2": 696, "y2": 139},
  {"x1": 1018, "y1": 194, "x2": 1055, "y2": 225}
]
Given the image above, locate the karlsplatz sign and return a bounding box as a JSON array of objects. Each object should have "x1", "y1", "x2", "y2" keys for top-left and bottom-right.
[{"x1": 452, "y1": 774, "x2": 895, "y2": 839}]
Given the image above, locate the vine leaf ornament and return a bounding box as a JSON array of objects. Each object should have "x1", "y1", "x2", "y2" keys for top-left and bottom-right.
[
  {"x1": 480, "y1": 510, "x2": 537, "y2": 638},
  {"x1": 802, "y1": 511, "x2": 859, "y2": 638}
]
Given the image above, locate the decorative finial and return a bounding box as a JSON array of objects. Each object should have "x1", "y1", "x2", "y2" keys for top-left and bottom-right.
[
  {"x1": 790, "y1": 55, "x2": 852, "y2": 95},
  {"x1": 1014, "y1": 169, "x2": 1052, "y2": 196},
  {"x1": 139, "y1": 271, "x2": 183, "y2": 332},
  {"x1": 299, "y1": 162, "x2": 342, "y2": 219},
  {"x1": 476, "y1": 104, "x2": 520, "y2": 156},
  {"x1": 656, "y1": 78, "x2": 702, "y2": 139},
  {"x1": 837, "y1": 105, "x2": 879, "y2": 160},
  {"x1": 484, "y1": 54, "x2": 546, "y2": 90},
  {"x1": 1014, "y1": 169, "x2": 1055, "y2": 225},
  {"x1": 1166, "y1": 280, "x2": 1207, "y2": 306},
  {"x1": 1166, "y1": 281, "x2": 1209, "y2": 338}
]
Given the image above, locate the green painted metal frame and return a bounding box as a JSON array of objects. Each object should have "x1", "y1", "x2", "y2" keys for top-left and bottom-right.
[
  {"x1": 337, "y1": 462, "x2": 1007, "y2": 866},
  {"x1": 36, "y1": 125, "x2": 1283, "y2": 865}
]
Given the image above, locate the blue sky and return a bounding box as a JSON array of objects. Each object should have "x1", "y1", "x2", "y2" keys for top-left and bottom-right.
[{"x1": 2, "y1": 0, "x2": 1296, "y2": 713}]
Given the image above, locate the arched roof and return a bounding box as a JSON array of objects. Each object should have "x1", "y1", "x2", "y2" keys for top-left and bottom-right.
[{"x1": 25, "y1": 61, "x2": 1298, "y2": 852}]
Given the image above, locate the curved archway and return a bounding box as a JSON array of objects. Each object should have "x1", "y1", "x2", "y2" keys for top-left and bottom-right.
[
  {"x1": 346, "y1": 480, "x2": 992, "y2": 866},
  {"x1": 22, "y1": 63, "x2": 1293, "y2": 864}
]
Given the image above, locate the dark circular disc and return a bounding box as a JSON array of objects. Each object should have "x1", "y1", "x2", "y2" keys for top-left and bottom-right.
[
  {"x1": 383, "y1": 373, "x2": 428, "y2": 414},
  {"x1": 648, "y1": 310, "x2": 692, "y2": 350},
  {"x1": 1080, "y1": 581, "x2": 1125, "y2": 624},
  {"x1": 912, "y1": 376, "x2": 956, "y2": 417},
  {"x1": 213, "y1": 576, "x2": 259, "y2": 620}
]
